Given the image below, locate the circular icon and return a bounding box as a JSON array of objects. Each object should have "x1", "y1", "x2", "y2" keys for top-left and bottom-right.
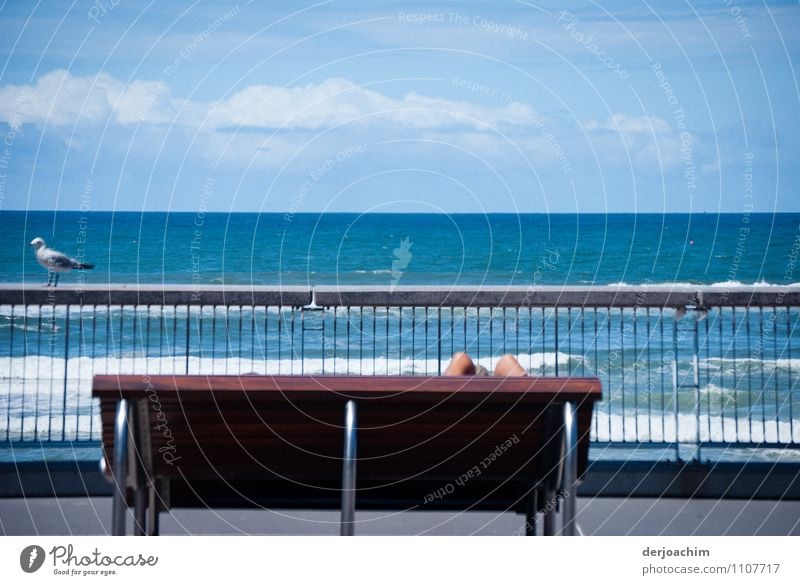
[{"x1": 19, "y1": 545, "x2": 46, "y2": 573}]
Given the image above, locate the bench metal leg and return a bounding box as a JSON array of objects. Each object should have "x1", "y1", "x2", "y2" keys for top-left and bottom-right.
[
  {"x1": 111, "y1": 399, "x2": 129, "y2": 536},
  {"x1": 340, "y1": 400, "x2": 357, "y2": 536},
  {"x1": 133, "y1": 488, "x2": 147, "y2": 536},
  {"x1": 147, "y1": 484, "x2": 160, "y2": 536},
  {"x1": 525, "y1": 489, "x2": 538, "y2": 536},
  {"x1": 543, "y1": 490, "x2": 558, "y2": 536},
  {"x1": 561, "y1": 401, "x2": 578, "y2": 536}
]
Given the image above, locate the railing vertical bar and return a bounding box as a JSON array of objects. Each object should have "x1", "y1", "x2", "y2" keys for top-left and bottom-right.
[
  {"x1": 732, "y1": 307, "x2": 739, "y2": 442},
  {"x1": 476, "y1": 308, "x2": 481, "y2": 362},
  {"x1": 184, "y1": 305, "x2": 191, "y2": 375},
  {"x1": 501, "y1": 306, "x2": 506, "y2": 356},
  {"x1": 704, "y1": 309, "x2": 711, "y2": 442},
  {"x1": 399, "y1": 307, "x2": 404, "y2": 375},
  {"x1": 224, "y1": 306, "x2": 231, "y2": 375},
  {"x1": 566, "y1": 307, "x2": 571, "y2": 377},
  {"x1": 620, "y1": 307, "x2": 625, "y2": 440},
  {"x1": 788, "y1": 307, "x2": 795, "y2": 440},
  {"x1": 34, "y1": 305, "x2": 43, "y2": 440},
  {"x1": 145, "y1": 305, "x2": 152, "y2": 376},
  {"x1": 437, "y1": 306, "x2": 442, "y2": 376},
  {"x1": 170, "y1": 304, "x2": 178, "y2": 375},
  {"x1": 448, "y1": 307, "x2": 455, "y2": 367},
  {"x1": 553, "y1": 307, "x2": 559, "y2": 377},
  {"x1": 197, "y1": 306, "x2": 205, "y2": 376},
  {"x1": 321, "y1": 306, "x2": 326, "y2": 375},
  {"x1": 74, "y1": 303, "x2": 84, "y2": 440},
  {"x1": 360, "y1": 306, "x2": 364, "y2": 375},
  {"x1": 608, "y1": 307, "x2": 613, "y2": 439},
  {"x1": 300, "y1": 306, "x2": 305, "y2": 376},
  {"x1": 718, "y1": 306, "x2": 725, "y2": 441},
  {"x1": 49, "y1": 304, "x2": 60, "y2": 440},
  {"x1": 746, "y1": 308, "x2": 753, "y2": 441},
  {"x1": 372, "y1": 306, "x2": 377, "y2": 376},
  {"x1": 659, "y1": 308, "x2": 665, "y2": 443},
  {"x1": 772, "y1": 306, "x2": 780, "y2": 438},
  {"x1": 250, "y1": 306, "x2": 256, "y2": 372},
  {"x1": 693, "y1": 308, "x2": 700, "y2": 450},
  {"x1": 264, "y1": 304, "x2": 270, "y2": 374},
  {"x1": 211, "y1": 306, "x2": 218, "y2": 375},
  {"x1": 157, "y1": 305, "x2": 164, "y2": 375},
  {"x1": 5, "y1": 305, "x2": 14, "y2": 440},
  {"x1": 385, "y1": 306, "x2": 390, "y2": 376},
  {"x1": 580, "y1": 307, "x2": 585, "y2": 377},
  {"x1": 541, "y1": 307, "x2": 546, "y2": 376},
  {"x1": 60, "y1": 304, "x2": 70, "y2": 441},
  {"x1": 132, "y1": 302, "x2": 138, "y2": 375},
  {"x1": 333, "y1": 306, "x2": 338, "y2": 374},
  {"x1": 633, "y1": 307, "x2": 638, "y2": 441},
  {"x1": 238, "y1": 306, "x2": 243, "y2": 374},
  {"x1": 759, "y1": 307, "x2": 766, "y2": 439},
  {"x1": 91, "y1": 305, "x2": 99, "y2": 440},
  {"x1": 463, "y1": 306, "x2": 468, "y2": 354},
  {"x1": 346, "y1": 307, "x2": 351, "y2": 375},
  {"x1": 425, "y1": 307, "x2": 430, "y2": 375},
  {"x1": 646, "y1": 307, "x2": 652, "y2": 441},
  {"x1": 20, "y1": 306, "x2": 30, "y2": 441},
  {"x1": 291, "y1": 307, "x2": 297, "y2": 375},
  {"x1": 672, "y1": 309, "x2": 679, "y2": 453}
]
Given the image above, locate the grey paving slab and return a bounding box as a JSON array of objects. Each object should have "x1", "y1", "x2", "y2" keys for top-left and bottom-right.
[{"x1": 1, "y1": 497, "x2": 798, "y2": 536}]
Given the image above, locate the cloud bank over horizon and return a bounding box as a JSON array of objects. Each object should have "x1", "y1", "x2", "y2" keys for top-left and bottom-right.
[{"x1": 0, "y1": 1, "x2": 796, "y2": 213}]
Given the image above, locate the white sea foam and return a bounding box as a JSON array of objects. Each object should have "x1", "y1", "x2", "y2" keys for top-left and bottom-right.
[
  {"x1": 591, "y1": 411, "x2": 800, "y2": 443},
  {"x1": 702, "y1": 357, "x2": 800, "y2": 370},
  {"x1": 1, "y1": 352, "x2": 796, "y2": 442}
]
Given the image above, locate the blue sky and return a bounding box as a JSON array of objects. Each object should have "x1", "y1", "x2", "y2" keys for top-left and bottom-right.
[{"x1": 0, "y1": 0, "x2": 798, "y2": 213}]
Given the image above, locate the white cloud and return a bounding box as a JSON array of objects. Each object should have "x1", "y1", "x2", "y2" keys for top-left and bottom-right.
[
  {"x1": 0, "y1": 69, "x2": 180, "y2": 128},
  {"x1": 584, "y1": 113, "x2": 684, "y2": 168},
  {"x1": 0, "y1": 70, "x2": 701, "y2": 175},
  {"x1": 584, "y1": 113, "x2": 671, "y2": 134},
  {"x1": 0, "y1": 69, "x2": 540, "y2": 132}
]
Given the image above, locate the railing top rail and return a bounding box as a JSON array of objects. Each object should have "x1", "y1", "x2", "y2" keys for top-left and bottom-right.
[{"x1": 0, "y1": 284, "x2": 797, "y2": 307}]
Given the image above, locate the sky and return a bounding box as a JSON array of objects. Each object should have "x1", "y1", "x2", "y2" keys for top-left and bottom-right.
[{"x1": 0, "y1": 0, "x2": 798, "y2": 213}]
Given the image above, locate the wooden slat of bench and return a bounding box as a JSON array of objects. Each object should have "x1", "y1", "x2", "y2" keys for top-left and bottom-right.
[
  {"x1": 93, "y1": 374, "x2": 601, "y2": 401},
  {"x1": 94, "y1": 374, "x2": 600, "y2": 506}
]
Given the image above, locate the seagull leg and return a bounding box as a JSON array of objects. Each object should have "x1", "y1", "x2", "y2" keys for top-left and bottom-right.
[
  {"x1": 54, "y1": 273, "x2": 59, "y2": 288},
  {"x1": 45, "y1": 271, "x2": 53, "y2": 287}
]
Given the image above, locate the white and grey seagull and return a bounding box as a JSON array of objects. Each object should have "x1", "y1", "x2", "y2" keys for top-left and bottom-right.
[{"x1": 29, "y1": 237, "x2": 94, "y2": 287}]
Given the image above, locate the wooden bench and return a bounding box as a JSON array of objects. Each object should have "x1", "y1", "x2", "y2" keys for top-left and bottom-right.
[{"x1": 93, "y1": 374, "x2": 601, "y2": 535}]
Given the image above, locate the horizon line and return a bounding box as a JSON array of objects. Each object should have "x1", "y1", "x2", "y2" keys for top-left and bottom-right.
[{"x1": 4, "y1": 210, "x2": 800, "y2": 215}]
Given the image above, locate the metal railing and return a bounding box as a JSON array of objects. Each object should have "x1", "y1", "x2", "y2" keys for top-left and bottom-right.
[{"x1": 1, "y1": 284, "x2": 798, "y2": 451}]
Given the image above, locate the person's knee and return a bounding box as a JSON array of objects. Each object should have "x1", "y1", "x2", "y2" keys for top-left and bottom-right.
[
  {"x1": 494, "y1": 353, "x2": 526, "y2": 376},
  {"x1": 496, "y1": 354, "x2": 517, "y2": 366},
  {"x1": 444, "y1": 351, "x2": 475, "y2": 375}
]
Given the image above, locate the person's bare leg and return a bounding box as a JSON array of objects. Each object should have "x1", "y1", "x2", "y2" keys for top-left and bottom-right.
[
  {"x1": 494, "y1": 354, "x2": 527, "y2": 377},
  {"x1": 444, "y1": 352, "x2": 477, "y2": 375}
]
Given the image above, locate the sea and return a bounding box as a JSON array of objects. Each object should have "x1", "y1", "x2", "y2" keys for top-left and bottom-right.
[
  {"x1": 0, "y1": 211, "x2": 798, "y2": 286},
  {"x1": 0, "y1": 211, "x2": 798, "y2": 446}
]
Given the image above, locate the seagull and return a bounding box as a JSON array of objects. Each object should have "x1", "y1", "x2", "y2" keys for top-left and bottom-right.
[{"x1": 29, "y1": 237, "x2": 94, "y2": 287}]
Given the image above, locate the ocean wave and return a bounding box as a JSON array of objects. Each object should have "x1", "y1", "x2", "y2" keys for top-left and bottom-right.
[
  {"x1": 5, "y1": 399, "x2": 799, "y2": 443},
  {"x1": 702, "y1": 357, "x2": 800, "y2": 370},
  {"x1": 591, "y1": 411, "x2": 800, "y2": 443},
  {"x1": 601, "y1": 281, "x2": 800, "y2": 288}
]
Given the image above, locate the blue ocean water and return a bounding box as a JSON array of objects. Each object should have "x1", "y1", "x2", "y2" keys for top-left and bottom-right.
[
  {"x1": 0, "y1": 211, "x2": 799, "y2": 445},
  {"x1": 0, "y1": 211, "x2": 798, "y2": 286}
]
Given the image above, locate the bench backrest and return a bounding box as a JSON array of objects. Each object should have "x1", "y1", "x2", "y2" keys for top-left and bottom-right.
[{"x1": 94, "y1": 375, "x2": 600, "y2": 492}]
